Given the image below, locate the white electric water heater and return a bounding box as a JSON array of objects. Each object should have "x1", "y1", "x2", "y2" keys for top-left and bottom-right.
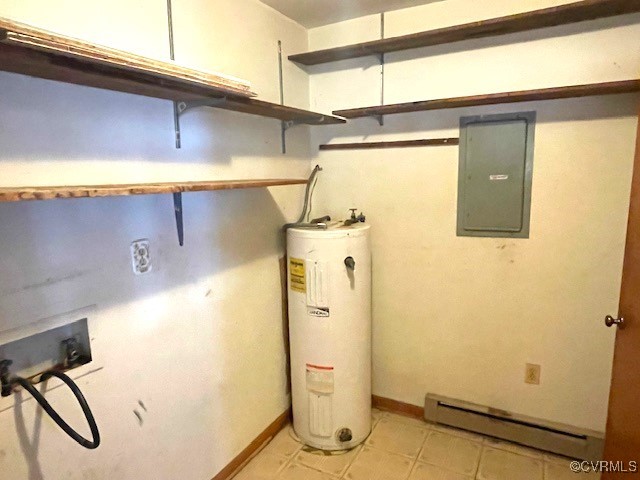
[{"x1": 287, "y1": 222, "x2": 371, "y2": 451}]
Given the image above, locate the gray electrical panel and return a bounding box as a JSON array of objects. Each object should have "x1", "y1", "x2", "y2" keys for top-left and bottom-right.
[{"x1": 457, "y1": 112, "x2": 535, "y2": 238}]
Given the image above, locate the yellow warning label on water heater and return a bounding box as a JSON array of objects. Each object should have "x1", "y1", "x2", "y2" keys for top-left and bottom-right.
[{"x1": 289, "y1": 257, "x2": 306, "y2": 293}]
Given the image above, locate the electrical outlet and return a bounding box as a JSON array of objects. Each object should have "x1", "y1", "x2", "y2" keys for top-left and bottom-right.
[
  {"x1": 525, "y1": 363, "x2": 541, "y2": 385},
  {"x1": 130, "y1": 239, "x2": 152, "y2": 275}
]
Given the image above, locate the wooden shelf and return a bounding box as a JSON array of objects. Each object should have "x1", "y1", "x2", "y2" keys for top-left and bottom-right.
[
  {"x1": 0, "y1": 17, "x2": 254, "y2": 101},
  {"x1": 333, "y1": 80, "x2": 640, "y2": 119},
  {"x1": 289, "y1": 0, "x2": 640, "y2": 66},
  {"x1": 205, "y1": 97, "x2": 346, "y2": 124},
  {"x1": 319, "y1": 138, "x2": 459, "y2": 150},
  {"x1": 0, "y1": 18, "x2": 345, "y2": 126},
  {"x1": 0, "y1": 179, "x2": 308, "y2": 203}
]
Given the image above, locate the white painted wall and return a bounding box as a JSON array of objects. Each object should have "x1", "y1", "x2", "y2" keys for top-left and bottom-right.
[
  {"x1": 308, "y1": 0, "x2": 640, "y2": 432},
  {"x1": 0, "y1": 0, "x2": 311, "y2": 478},
  {"x1": 2, "y1": 2, "x2": 638, "y2": 476}
]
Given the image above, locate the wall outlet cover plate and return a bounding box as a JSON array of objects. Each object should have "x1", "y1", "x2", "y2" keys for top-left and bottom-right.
[
  {"x1": 525, "y1": 363, "x2": 541, "y2": 385},
  {"x1": 131, "y1": 239, "x2": 152, "y2": 275}
]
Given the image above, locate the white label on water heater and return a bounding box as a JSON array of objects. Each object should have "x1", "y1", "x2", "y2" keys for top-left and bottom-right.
[
  {"x1": 307, "y1": 307, "x2": 329, "y2": 317},
  {"x1": 306, "y1": 364, "x2": 334, "y2": 438},
  {"x1": 309, "y1": 394, "x2": 332, "y2": 438},
  {"x1": 306, "y1": 364, "x2": 334, "y2": 394},
  {"x1": 306, "y1": 260, "x2": 329, "y2": 313}
]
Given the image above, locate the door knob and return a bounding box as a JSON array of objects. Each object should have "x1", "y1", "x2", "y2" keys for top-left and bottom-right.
[{"x1": 605, "y1": 315, "x2": 625, "y2": 328}]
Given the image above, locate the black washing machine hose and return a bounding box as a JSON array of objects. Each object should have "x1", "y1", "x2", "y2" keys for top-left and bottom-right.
[{"x1": 11, "y1": 369, "x2": 100, "y2": 449}]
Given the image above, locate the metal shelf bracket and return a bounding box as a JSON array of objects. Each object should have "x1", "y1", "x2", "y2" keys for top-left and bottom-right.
[
  {"x1": 172, "y1": 97, "x2": 228, "y2": 148},
  {"x1": 166, "y1": 0, "x2": 228, "y2": 148},
  {"x1": 378, "y1": 14, "x2": 385, "y2": 127},
  {"x1": 283, "y1": 117, "x2": 321, "y2": 131},
  {"x1": 173, "y1": 192, "x2": 184, "y2": 247},
  {"x1": 278, "y1": 40, "x2": 288, "y2": 154},
  {"x1": 177, "y1": 97, "x2": 228, "y2": 115}
]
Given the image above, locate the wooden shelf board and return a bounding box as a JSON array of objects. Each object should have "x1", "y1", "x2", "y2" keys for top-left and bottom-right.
[
  {"x1": 0, "y1": 179, "x2": 308, "y2": 203},
  {"x1": 0, "y1": 18, "x2": 345, "y2": 126},
  {"x1": 0, "y1": 17, "x2": 254, "y2": 102},
  {"x1": 319, "y1": 138, "x2": 459, "y2": 150},
  {"x1": 289, "y1": 0, "x2": 640, "y2": 66},
  {"x1": 217, "y1": 97, "x2": 347, "y2": 124},
  {"x1": 333, "y1": 80, "x2": 640, "y2": 119}
]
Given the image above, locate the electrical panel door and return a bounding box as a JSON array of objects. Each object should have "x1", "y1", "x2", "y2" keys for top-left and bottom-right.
[{"x1": 457, "y1": 112, "x2": 535, "y2": 238}]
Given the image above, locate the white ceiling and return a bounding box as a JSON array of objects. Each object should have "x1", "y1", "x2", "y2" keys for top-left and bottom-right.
[{"x1": 259, "y1": 0, "x2": 444, "y2": 28}]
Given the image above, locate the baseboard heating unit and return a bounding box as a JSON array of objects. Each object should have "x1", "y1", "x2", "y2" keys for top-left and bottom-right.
[{"x1": 424, "y1": 394, "x2": 604, "y2": 461}]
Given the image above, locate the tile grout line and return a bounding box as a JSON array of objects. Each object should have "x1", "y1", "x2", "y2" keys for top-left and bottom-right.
[
  {"x1": 249, "y1": 416, "x2": 568, "y2": 480},
  {"x1": 475, "y1": 443, "x2": 487, "y2": 480},
  {"x1": 405, "y1": 417, "x2": 436, "y2": 480}
]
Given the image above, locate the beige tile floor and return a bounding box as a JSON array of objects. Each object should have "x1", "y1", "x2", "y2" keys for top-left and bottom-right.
[{"x1": 232, "y1": 410, "x2": 601, "y2": 480}]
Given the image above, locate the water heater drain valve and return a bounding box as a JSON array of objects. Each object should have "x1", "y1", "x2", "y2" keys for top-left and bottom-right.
[{"x1": 337, "y1": 428, "x2": 353, "y2": 443}]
